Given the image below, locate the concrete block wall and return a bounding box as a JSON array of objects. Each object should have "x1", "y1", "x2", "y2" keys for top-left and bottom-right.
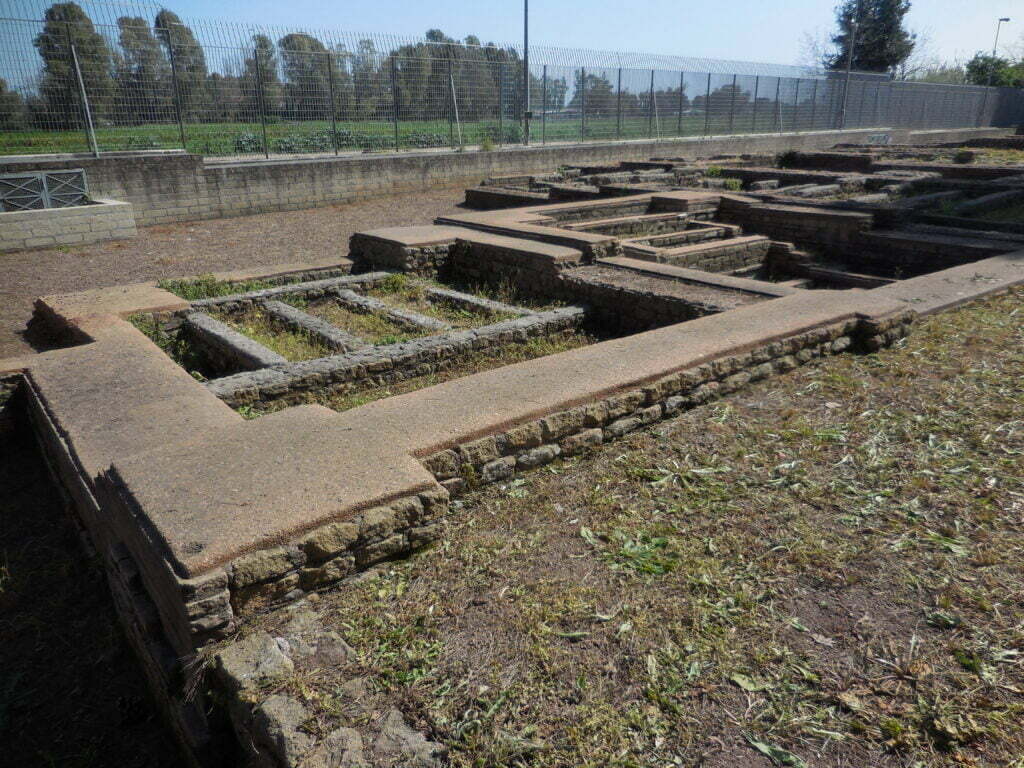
[
  {"x1": 0, "y1": 199, "x2": 136, "y2": 251},
  {"x1": 0, "y1": 127, "x2": 1010, "y2": 230}
]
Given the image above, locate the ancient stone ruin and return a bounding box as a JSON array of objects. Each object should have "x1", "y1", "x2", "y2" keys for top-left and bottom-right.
[{"x1": 2, "y1": 139, "x2": 1024, "y2": 767}]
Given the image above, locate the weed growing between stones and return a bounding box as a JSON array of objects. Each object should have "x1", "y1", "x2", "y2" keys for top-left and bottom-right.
[
  {"x1": 128, "y1": 314, "x2": 211, "y2": 379},
  {"x1": 157, "y1": 274, "x2": 276, "y2": 301},
  {"x1": 211, "y1": 308, "x2": 334, "y2": 362},
  {"x1": 297, "y1": 299, "x2": 427, "y2": 346},
  {"x1": 367, "y1": 275, "x2": 516, "y2": 329}
]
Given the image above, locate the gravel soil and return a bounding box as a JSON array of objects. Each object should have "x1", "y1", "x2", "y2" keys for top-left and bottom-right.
[{"x1": 0, "y1": 187, "x2": 465, "y2": 358}]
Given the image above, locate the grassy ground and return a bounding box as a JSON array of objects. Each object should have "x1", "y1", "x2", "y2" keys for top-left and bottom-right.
[
  {"x1": 213, "y1": 307, "x2": 334, "y2": 362},
  {"x1": 0, "y1": 114, "x2": 744, "y2": 157},
  {"x1": 298, "y1": 298, "x2": 428, "y2": 346},
  {"x1": 366, "y1": 275, "x2": 516, "y2": 329},
  {"x1": 239, "y1": 287, "x2": 1024, "y2": 767}
]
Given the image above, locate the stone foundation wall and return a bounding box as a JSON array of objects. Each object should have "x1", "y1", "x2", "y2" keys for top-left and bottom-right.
[
  {"x1": 718, "y1": 197, "x2": 873, "y2": 251},
  {"x1": 423, "y1": 309, "x2": 914, "y2": 497},
  {"x1": 206, "y1": 307, "x2": 587, "y2": 408},
  {"x1": 0, "y1": 199, "x2": 136, "y2": 252}
]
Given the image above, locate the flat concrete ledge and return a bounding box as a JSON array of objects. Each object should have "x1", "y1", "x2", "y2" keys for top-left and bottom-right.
[
  {"x1": 105, "y1": 404, "x2": 439, "y2": 577},
  {"x1": 870, "y1": 251, "x2": 1024, "y2": 315}
]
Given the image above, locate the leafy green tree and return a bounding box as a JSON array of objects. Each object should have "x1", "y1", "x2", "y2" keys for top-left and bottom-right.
[
  {"x1": 33, "y1": 2, "x2": 114, "y2": 127},
  {"x1": 113, "y1": 16, "x2": 172, "y2": 124},
  {"x1": 828, "y1": 0, "x2": 916, "y2": 73},
  {"x1": 277, "y1": 33, "x2": 349, "y2": 121},
  {"x1": 154, "y1": 9, "x2": 208, "y2": 119},
  {"x1": 965, "y1": 53, "x2": 1024, "y2": 87},
  {"x1": 241, "y1": 34, "x2": 282, "y2": 119},
  {"x1": 0, "y1": 78, "x2": 29, "y2": 130},
  {"x1": 570, "y1": 71, "x2": 615, "y2": 115}
]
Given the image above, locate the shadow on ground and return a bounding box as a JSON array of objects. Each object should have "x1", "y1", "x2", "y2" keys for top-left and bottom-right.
[{"x1": 0, "y1": 419, "x2": 180, "y2": 767}]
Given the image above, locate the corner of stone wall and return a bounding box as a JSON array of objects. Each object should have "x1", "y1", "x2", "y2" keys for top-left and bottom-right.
[{"x1": 213, "y1": 601, "x2": 447, "y2": 767}]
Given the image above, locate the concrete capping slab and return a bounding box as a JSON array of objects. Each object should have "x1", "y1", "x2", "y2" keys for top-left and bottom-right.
[{"x1": 870, "y1": 251, "x2": 1024, "y2": 315}]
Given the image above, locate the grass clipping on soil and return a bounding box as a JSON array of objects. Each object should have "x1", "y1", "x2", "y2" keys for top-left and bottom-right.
[{"x1": 234, "y1": 288, "x2": 1024, "y2": 767}]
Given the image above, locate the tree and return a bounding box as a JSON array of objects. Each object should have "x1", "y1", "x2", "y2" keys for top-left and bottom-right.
[
  {"x1": 570, "y1": 71, "x2": 615, "y2": 115},
  {"x1": 278, "y1": 33, "x2": 345, "y2": 121},
  {"x1": 240, "y1": 35, "x2": 281, "y2": 120},
  {"x1": 154, "y1": 9, "x2": 208, "y2": 119},
  {"x1": 33, "y1": 2, "x2": 114, "y2": 127},
  {"x1": 827, "y1": 0, "x2": 916, "y2": 73},
  {"x1": 0, "y1": 78, "x2": 29, "y2": 130},
  {"x1": 965, "y1": 53, "x2": 1024, "y2": 87},
  {"x1": 113, "y1": 16, "x2": 172, "y2": 124}
]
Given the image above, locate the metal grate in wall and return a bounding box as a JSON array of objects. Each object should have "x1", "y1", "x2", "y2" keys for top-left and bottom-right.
[{"x1": 0, "y1": 170, "x2": 89, "y2": 212}]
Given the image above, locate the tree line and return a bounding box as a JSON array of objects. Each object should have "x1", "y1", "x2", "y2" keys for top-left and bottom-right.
[{"x1": 0, "y1": 3, "x2": 576, "y2": 131}]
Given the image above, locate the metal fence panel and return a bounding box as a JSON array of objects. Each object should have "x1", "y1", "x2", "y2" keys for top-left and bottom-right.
[{"x1": 2, "y1": 8, "x2": 1021, "y2": 159}]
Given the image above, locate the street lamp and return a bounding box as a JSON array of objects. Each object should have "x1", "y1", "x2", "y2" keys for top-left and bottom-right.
[
  {"x1": 523, "y1": 0, "x2": 530, "y2": 145},
  {"x1": 991, "y1": 17, "x2": 1010, "y2": 86},
  {"x1": 994, "y1": 17, "x2": 1011, "y2": 56}
]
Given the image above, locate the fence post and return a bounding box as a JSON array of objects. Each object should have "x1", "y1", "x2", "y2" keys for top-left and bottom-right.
[
  {"x1": 647, "y1": 69, "x2": 655, "y2": 138},
  {"x1": 160, "y1": 27, "x2": 187, "y2": 152},
  {"x1": 793, "y1": 79, "x2": 801, "y2": 132},
  {"x1": 872, "y1": 81, "x2": 880, "y2": 127},
  {"x1": 541, "y1": 65, "x2": 547, "y2": 144},
  {"x1": 809, "y1": 79, "x2": 818, "y2": 131},
  {"x1": 774, "y1": 78, "x2": 781, "y2": 132},
  {"x1": 677, "y1": 71, "x2": 684, "y2": 136},
  {"x1": 390, "y1": 56, "x2": 400, "y2": 151},
  {"x1": 447, "y1": 57, "x2": 454, "y2": 148},
  {"x1": 68, "y1": 42, "x2": 99, "y2": 157},
  {"x1": 498, "y1": 61, "x2": 504, "y2": 148},
  {"x1": 616, "y1": 68, "x2": 622, "y2": 139},
  {"x1": 581, "y1": 67, "x2": 589, "y2": 140},
  {"x1": 253, "y1": 46, "x2": 270, "y2": 158},
  {"x1": 727, "y1": 74, "x2": 737, "y2": 134},
  {"x1": 704, "y1": 73, "x2": 711, "y2": 136},
  {"x1": 327, "y1": 52, "x2": 339, "y2": 156},
  {"x1": 751, "y1": 76, "x2": 759, "y2": 132}
]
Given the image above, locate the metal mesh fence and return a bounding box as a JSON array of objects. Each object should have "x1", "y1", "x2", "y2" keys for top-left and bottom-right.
[{"x1": 1, "y1": 4, "x2": 1022, "y2": 158}]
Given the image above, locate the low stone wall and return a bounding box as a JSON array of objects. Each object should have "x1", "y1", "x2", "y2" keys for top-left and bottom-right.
[
  {"x1": 206, "y1": 307, "x2": 587, "y2": 408},
  {"x1": 718, "y1": 196, "x2": 873, "y2": 252},
  {"x1": 184, "y1": 312, "x2": 286, "y2": 374},
  {"x1": 0, "y1": 128, "x2": 1006, "y2": 229},
  {"x1": 647, "y1": 236, "x2": 771, "y2": 272},
  {"x1": 423, "y1": 308, "x2": 914, "y2": 498},
  {"x1": 0, "y1": 198, "x2": 136, "y2": 252}
]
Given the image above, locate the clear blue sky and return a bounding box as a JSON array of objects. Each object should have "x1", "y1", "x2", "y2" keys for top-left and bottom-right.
[{"x1": 159, "y1": 0, "x2": 1019, "y2": 66}]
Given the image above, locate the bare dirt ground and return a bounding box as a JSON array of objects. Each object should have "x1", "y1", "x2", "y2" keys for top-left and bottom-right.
[{"x1": 0, "y1": 187, "x2": 465, "y2": 358}]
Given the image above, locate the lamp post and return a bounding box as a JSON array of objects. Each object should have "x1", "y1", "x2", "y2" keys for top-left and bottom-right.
[
  {"x1": 991, "y1": 17, "x2": 1011, "y2": 86},
  {"x1": 523, "y1": 0, "x2": 530, "y2": 144},
  {"x1": 839, "y1": 18, "x2": 859, "y2": 129}
]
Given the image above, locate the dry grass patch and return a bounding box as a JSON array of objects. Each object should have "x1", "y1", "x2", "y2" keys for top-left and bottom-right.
[
  {"x1": 237, "y1": 287, "x2": 1024, "y2": 767},
  {"x1": 212, "y1": 307, "x2": 334, "y2": 361}
]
